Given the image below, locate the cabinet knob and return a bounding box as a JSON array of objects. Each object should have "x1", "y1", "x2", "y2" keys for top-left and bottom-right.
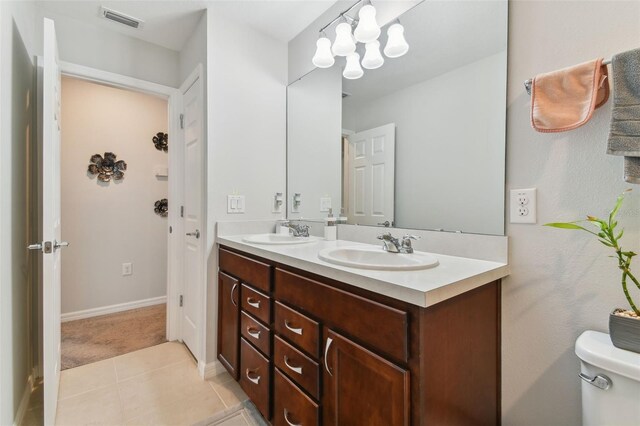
[
  {"x1": 230, "y1": 283, "x2": 238, "y2": 307},
  {"x1": 324, "y1": 337, "x2": 334, "y2": 376},
  {"x1": 247, "y1": 297, "x2": 260, "y2": 309},
  {"x1": 245, "y1": 368, "x2": 261, "y2": 385},
  {"x1": 284, "y1": 320, "x2": 303, "y2": 335},
  {"x1": 246, "y1": 327, "x2": 261, "y2": 340},
  {"x1": 283, "y1": 356, "x2": 303, "y2": 375}
]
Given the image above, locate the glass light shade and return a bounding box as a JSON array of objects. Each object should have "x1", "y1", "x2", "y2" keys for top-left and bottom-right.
[
  {"x1": 312, "y1": 37, "x2": 335, "y2": 68},
  {"x1": 332, "y1": 22, "x2": 356, "y2": 56},
  {"x1": 361, "y1": 40, "x2": 384, "y2": 69},
  {"x1": 354, "y1": 4, "x2": 380, "y2": 43},
  {"x1": 384, "y1": 23, "x2": 409, "y2": 58},
  {"x1": 343, "y1": 53, "x2": 364, "y2": 79}
]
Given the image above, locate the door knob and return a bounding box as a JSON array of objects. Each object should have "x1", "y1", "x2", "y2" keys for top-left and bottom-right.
[
  {"x1": 186, "y1": 229, "x2": 200, "y2": 239},
  {"x1": 54, "y1": 240, "x2": 69, "y2": 250},
  {"x1": 27, "y1": 243, "x2": 43, "y2": 251}
]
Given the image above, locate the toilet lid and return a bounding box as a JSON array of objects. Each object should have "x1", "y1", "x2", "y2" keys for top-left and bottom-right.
[{"x1": 575, "y1": 330, "x2": 640, "y2": 381}]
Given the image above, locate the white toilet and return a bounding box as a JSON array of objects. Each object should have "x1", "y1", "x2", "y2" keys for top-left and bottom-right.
[{"x1": 575, "y1": 330, "x2": 640, "y2": 426}]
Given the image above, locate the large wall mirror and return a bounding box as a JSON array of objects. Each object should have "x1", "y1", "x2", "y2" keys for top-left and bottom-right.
[{"x1": 287, "y1": 0, "x2": 508, "y2": 235}]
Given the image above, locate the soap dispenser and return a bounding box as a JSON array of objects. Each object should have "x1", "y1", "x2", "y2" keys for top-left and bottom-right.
[{"x1": 324, "y1": 208, "x2": 337, "y2": 241}]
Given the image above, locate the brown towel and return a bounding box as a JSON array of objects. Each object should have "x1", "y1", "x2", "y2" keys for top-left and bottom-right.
[{"x1": 531, "y1": 59, "x2": 609, "y2": 133}]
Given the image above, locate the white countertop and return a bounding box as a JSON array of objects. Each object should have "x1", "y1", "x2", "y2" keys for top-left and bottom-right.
[{"x1": 217, "y1": 235, "x2": 509, "y2": 308}]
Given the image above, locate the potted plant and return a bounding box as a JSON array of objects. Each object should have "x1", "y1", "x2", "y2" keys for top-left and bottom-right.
[{"x1": 545, "y1": 189, "x2": 640, "y2": 353}]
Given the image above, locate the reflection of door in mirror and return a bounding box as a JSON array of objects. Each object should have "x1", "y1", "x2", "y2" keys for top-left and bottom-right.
[{"x1": 343, "y1": 123, "x2": 395, "y2": 226}]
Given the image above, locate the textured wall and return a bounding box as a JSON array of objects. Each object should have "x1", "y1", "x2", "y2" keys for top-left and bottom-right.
[
  {"x1": 60, "y1": 77, "x2": 168, "y2": 314},
  {"x1": 503, "y1": 1, "x2": 640, "y2": 424}
]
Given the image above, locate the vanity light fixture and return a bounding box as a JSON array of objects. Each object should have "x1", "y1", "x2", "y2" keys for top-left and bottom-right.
[
  {"x1": 312, "y1": 32, "x2": 335, "y2": 68},
  {"x1": 354, "y1": 2, "x2": 380, "y2": 43},
  {"x1": 344, "y1": 52, "x2": 364, "y2": 79},
  {"x1": 311, "y1": 0, "x2": 409, "y2": 79},
  {"x1": 362, "y1": 40, "x2": 384, "y2": 69},
  {"x1": 384, "y1": 20, "x2": 409, "y2": 58}
]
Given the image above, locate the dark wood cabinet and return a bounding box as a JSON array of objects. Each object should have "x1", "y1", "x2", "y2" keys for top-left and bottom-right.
[
  {"x1": 218, "y1": 245, "x2": 501, "y2": 426},
  {"x1": 217, "y1": 272, "x2": 240, "y2": 379},
  {"x1": 323, "y1": 328, "x2": 410, "y2": 426}
]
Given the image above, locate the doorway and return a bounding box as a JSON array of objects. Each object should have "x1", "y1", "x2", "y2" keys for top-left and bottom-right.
[{"x1": 58, "y1": 75, "x2": 170, "y2": 369}]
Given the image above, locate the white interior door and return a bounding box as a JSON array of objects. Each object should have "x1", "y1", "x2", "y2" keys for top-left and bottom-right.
[
  {"x1": 180, "y1": 72, "x2": 203, "y2": 358},
  {"x1": 346, "y1": 123, "x2": 396, "y2": 226},
  {"x1": 41, "y1": 17, "x2": 63, "y2": 426}
]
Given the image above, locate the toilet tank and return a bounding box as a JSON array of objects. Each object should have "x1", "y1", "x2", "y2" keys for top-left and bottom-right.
[{"x1": 575, "y1": 330, "x2": 640, "y2": 426}]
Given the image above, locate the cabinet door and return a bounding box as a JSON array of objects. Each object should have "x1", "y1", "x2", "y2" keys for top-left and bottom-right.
[
  {"x1": 323, "y1": 329, "x2": 410, "y2": 426},
  {"x1": 217, "y1": 272, "x2": 240, "y2": 379}
]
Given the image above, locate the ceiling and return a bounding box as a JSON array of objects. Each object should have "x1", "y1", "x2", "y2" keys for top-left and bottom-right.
[{"x1": 37, "y1": 0, "x2": 339, "y2": 52}]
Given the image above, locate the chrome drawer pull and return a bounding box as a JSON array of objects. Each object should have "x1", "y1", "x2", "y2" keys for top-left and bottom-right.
[
  {"x1": 284, "y1": 356, "x2": 303, "y2": 375},
  {"x1": 324, "y1": 337, "x2": 333, "y2": 376},
  {"x1": 284, "y1": 409, "x2": 301, "y2": 426},
  {"x1": 246, "y1": 327, "x2": 261, "y2": 339},
  {"x1": 230, "y1": 283, "x2": 238, "y2": 307},
  {"x1": 247, "y1": 297, "x2": 261, "y2": 309},
  {"x1": 284, "y1": 320, "x2": 303, "y2": 335},
  {"x1": 245, "y1": 368, "x2": 261, "y2": 385}
]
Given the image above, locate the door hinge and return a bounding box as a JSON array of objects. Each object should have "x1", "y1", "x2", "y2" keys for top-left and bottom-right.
[
  {"x1": 180, "y1": 206, "x2": 184, "y2": 217},
  {"x1": 179, "y1": 295, "x2": 183, "y2": 307},
  {"x1": 180, "y1": 114, "x2": 184, "y2": 129}
]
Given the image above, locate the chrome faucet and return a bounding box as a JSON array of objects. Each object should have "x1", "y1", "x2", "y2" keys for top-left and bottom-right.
[
  {"x1": 285, "y1": 222, "x2": 310, "y2": 237},
  {"x1": 377, "y1": 233, "x2": 420, "y2": 254}
]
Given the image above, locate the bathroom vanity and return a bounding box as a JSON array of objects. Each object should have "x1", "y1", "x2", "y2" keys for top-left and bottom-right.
[{"x1": 216, "y1": 236, "x2": 508, "y2": 426}]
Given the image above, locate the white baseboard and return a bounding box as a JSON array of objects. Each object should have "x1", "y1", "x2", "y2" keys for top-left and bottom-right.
[
  {"x1": 61, "y1": 296, "x2": 167, "y2": 323},
  {"x1": 198, "y1": 360, "x2": 227, "y2": 380},
  {"x1": 13, "y1": 375, "x2": 33, "y2": 426}
]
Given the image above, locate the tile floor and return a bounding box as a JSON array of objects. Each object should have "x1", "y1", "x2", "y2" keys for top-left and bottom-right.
[{"x1": 54, "y1": 341, "x2": 267, "y2": 426}]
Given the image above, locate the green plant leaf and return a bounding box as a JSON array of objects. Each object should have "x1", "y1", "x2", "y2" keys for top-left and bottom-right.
[
  {"x1": 599, "y1": 240, "x2": 614, "y2": 247},
  {"x1": 617, "y1": 230, "x2": 624, "y2": 240},
  {"x1": 544, "y1": 222, "x2": 589, "y2": 231}
]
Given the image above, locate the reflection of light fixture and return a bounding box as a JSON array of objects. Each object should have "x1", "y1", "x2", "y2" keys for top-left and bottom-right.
[
  {"x1": 312, "y1": 33, "x2": 335, "y2": 68},
  {"x1": 332, "y1": 21, "x2": 356, "y2": 56},
  {"x1": 354, "y1": 3, "x2": 380, "y2": 43},
  {"x1": 343, "y1": 53, "x2": 364, "y2": 79},
  {"x1": 311, "y1": 1, "x2": 410, "y2": 77},
  {"x1": 362, "y1": 40, "x2": 384, "y2": 69},
  {"x1": 384, "y1": 21, "x2": 409, "y2": 58}
]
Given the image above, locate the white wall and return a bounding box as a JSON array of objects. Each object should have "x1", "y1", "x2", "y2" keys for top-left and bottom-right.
[
  {"x1": 503, "y1": 2, "x2": 640, "y2": 424},
  {"x1": 343, "y1": 52, "x2": 506, "y2": 235},
  {"x1": 60, "y1": 77, "x2": 168, "y2": 314},
  {"x1": 0, "y1": 1, "x2": 39, "y2": 424},
  {"x1": 288, "y1": 66, "x2": 342, "y2": 219},
  {"x1": 205, "y1": 6, "x2": 288, "y2": 362}
]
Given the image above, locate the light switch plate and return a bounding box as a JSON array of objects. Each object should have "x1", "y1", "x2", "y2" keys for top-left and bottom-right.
[
  {"x1": 227, "y1": 195, "x2": 245, "y2": 214},
  {"x1": 122, "y1": 262, "x2": 132, "y2": 276},
  {"x1": 320, "y1": 197, "x2": 332, "y2": 212},
  {"x1": 510, "y1": 188, "x2": 537, "y2": 224}
]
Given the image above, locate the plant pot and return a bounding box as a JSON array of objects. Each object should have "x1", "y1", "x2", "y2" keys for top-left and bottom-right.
[{"x1": 609, "y1": 309, "x2": 640, "y2": 353}]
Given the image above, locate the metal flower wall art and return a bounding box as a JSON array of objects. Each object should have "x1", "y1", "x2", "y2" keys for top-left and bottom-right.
[
  {"x1": 87, "y1": 152, "x2": 127, "y2": 182},
  {"x1": 153, "y1": 132, "x2": 168, "y2": 152},
  {"x1": 154, "y1": 199, "x2": 168, "y2": 217}
]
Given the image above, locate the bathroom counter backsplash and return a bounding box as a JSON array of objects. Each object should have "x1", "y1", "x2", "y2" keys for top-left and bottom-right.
[{"x1": 217, "y1": 232, "x2": 509, "y2": 308}]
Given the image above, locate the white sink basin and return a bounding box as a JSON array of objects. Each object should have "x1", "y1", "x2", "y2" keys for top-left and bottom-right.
[
  {"x1": 242, "y1": 233, "x2": 321, "y2": 245},
  {"x1": 318, "y1": 246, "x2": 439, "y2": 271}
]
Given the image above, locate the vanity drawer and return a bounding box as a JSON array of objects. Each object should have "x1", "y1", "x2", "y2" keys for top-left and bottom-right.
[
  {"x1": 241, "y1": 311, "x2": 270, "y2": 357},
  {"x1": 240, "y1": 338, "x2": 271, "y2": 420},
  {"x1": 275, "y1": 268, "x2": 409, "y2": 363},
  {"x1": 274, "y1": 335, "x2": 320, "y2": 400},
  {"x1": 274, "y1": 368, "x2": 320, "y2": 426},
  {"x1": 241, "y1": 284, "x2": 271, "y2": 325},
  {"x1": 274, "y1": 301, "x2": 320, "y2": 359},
  {"x1": 219, "y1": 248, "x2": 272, "y2": 292}
]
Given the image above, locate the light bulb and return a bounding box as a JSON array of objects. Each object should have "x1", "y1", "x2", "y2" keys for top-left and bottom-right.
[
  {"x1": 332, "y1": 22, "x2": 356, "y2": 57},
  {"x1": 312, "y1": 36, "x2": 335, "y2": 68},
  {"x1": 361, "y1": 40, "x2": 384, "y2": 69},
  {"x1": 384, "y1": 23, "x2": 409, "y2": 58},
  {"x1": 343, "y1": 53, "x2": 364, "y2": 79},
  {"x1": 354, "y1": 4, "x2": 380, "y2": 43}
]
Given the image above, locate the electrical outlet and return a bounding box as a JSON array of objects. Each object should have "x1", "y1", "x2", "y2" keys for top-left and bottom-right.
[
  {"x1": 510, "y1": 188, "x2": 537, "y2": 224},
  {"x1": 320, "y1": 197, "x2": 332, "y2": 212},
  {"x1": 122, "y1": 262, "x2": 132, "y2": 276}
]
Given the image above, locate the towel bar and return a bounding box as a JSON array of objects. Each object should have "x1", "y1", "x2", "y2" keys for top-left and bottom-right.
[{"x1": 524, "y1": 59, "x2": 611, "y2": 95}]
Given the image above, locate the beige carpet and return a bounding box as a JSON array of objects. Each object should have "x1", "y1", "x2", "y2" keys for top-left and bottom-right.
[{"x1": 61, "y1": 303, "x2": 167, "y2": 370}]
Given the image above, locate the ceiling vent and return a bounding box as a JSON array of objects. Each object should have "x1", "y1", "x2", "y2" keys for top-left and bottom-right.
[{"x1": 100, "y1": 6, "x2": 144, "y2": 29}]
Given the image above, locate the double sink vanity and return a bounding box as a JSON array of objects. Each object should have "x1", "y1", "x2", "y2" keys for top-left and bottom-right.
[{"x1": 216, "y1": 228, "x2": 508, "y2": 425}]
